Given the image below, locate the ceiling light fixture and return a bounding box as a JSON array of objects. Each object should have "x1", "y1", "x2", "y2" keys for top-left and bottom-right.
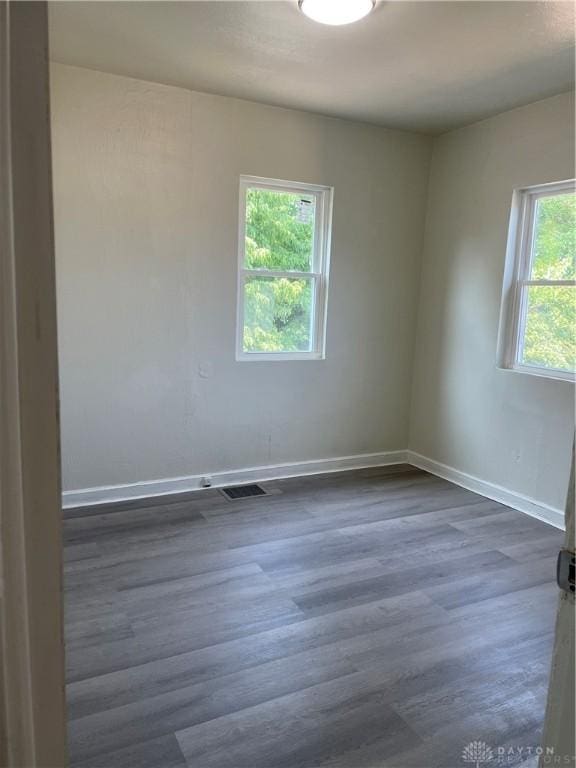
[{"x1": 298, "y1": 0, "x2": 375, "y2": 26}]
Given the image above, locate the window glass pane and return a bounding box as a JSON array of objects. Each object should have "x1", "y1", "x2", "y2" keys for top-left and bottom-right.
[
  {"x1": 245, "y1": 188, "x2": 315, "y2": 271},
  {"x1": 522, "y1": 285, "x2": 576, "y2": 372},
  {"x1": 530, "y1": 192, "x2": 576, "y2": 280},
  {"x1": 243, "y1": 276, "x2": 313, "y2": 353}
]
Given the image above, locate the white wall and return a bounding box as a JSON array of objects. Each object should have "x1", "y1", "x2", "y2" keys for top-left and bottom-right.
[
  {"x1": 410, "y1": 92, "x2": 575, "y2": 513},
  {"x1": 51, "y1": 64, "x2": 432, "y2": 492},
  {"x1": 51, "y1": 65, "x2": 575, "y2": 512}
]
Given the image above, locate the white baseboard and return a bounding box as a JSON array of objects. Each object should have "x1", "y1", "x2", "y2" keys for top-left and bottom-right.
[
  {"x1": 62, "y1": 448, "x2": 566, "y2": 531},
  {"x1": 62, "y1": 450, "x2": 410, "y2": 509},
  {"x1": 406, "y1": 451, "x2": 565, "y2": 530}
]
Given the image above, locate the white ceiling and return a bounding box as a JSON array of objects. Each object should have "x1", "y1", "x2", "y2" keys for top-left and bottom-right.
[{"x1": 49, "y1": 1, "x2": 575, "y2": 134}]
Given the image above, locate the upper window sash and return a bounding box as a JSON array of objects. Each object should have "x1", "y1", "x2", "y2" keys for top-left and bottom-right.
[
  {"x1": 239, "y1": 176, "x2": 329, "y2": 276},
  {"x1": 519, "y1": 181, "x2": 576, "y2": 284}
]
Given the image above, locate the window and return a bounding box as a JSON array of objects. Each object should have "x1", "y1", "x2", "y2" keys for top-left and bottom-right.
[
  {"x1": 236, "y1": 175, "x2": 333, "y2": 361},
  {"x1": 498, "y1": 180, "x2": 575, "y2": 381}
]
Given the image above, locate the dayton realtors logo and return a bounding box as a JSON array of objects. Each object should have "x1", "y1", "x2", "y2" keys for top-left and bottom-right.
[
  {"x1": 462, "y1": 740, "x2": 570, "y2": 766},
  {"x1": 462, "y1": 741, "x2": 494, "y2": 768}
]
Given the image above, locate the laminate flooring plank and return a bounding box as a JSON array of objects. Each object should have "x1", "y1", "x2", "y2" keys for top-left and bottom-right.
[
  {"x1": 175, "y1": 670, "x2": 422, "y2": 768},
  {"x1": 69, "y1": 734, "x2": 187, "y2": 768},
  {"x1": 424, "y1": 555, "x2": 556, "y2": 610},
  {"x1": 68, "y1": 646, "x2": 359, "y2": 762},
  {"x1": 66, "y1": 596, "x2": 305, "y2": 683},
  {"x1": 292, "y1": 549, "x2": 514, "y2": 617},
  {"x1": 67, "y1": 591, "x2": 444, "y2": 720}
]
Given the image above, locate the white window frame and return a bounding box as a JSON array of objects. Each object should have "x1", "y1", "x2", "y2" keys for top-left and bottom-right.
[
  {"x1": 497, "y1": 179, "x2": 576, "y2": 382},
  {"x1": 236, "y1": 175, "x2": 333, "y2": 362}
]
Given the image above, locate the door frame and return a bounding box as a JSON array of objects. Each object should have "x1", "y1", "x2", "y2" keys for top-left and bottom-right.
[
  {"x1": 540, "y1": 441, "x2": 575, "y2": 767},
  {"x1": 0, "y1": 2, "x2": 67, "y2": 765}
]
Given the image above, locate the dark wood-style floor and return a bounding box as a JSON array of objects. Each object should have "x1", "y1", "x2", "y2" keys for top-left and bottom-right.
[{"x1": 63, "y1": 465, "x2": 563, "y2": 768}]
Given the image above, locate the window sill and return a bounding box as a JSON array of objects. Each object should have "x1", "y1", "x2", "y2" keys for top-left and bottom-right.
[
  {"x1": 499, "y1": 363, "x2": 575, "y2": 383},
  {"x1": 236, "y1": 351, "x2": 325, "y2": 362}
]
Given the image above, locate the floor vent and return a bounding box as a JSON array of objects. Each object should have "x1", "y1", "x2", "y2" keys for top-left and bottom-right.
[{"x1": 220, "y1": 484, "x2": 268, "y2": 500}]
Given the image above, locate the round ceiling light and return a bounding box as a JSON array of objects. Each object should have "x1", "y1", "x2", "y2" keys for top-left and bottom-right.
[{"x1": 298, "y1": 0, "x2": 375, "y2": 26}]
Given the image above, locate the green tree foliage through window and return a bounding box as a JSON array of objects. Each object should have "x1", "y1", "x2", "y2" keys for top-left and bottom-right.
[
  {"x1": 244, "y1": 277, "x2": 312, "y2": 353},
  {"x1": 522, "y1": 192, "x2": 576, "y2": 372},
  {"x1": 243, "y1": 188, "x2": 316, "y2": 353}
]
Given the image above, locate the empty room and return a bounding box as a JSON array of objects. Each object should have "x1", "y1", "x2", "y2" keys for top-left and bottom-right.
[{"x1": 1, "y1": 1, "x2": 575, "y2": 767}]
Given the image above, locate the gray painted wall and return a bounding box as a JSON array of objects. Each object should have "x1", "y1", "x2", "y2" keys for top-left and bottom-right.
[
  {"x1": 51, "y1": 64, "x2": 574, "y2": 511},
  {"x1": 51, "y1": 63, "x2": 432, "y2": 491},
  {"x1": 410, "y1": 92, "x2": 575, "y2": 512}
]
